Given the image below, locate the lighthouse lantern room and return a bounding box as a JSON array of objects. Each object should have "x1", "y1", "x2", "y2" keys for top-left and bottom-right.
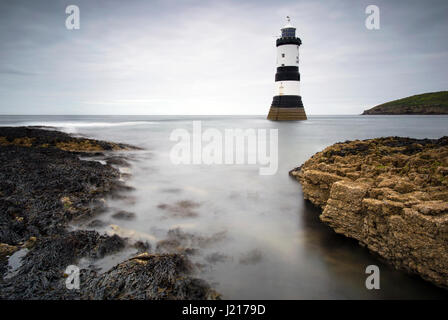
[{"x1": 267, "y1": 17, "x2": 307, "y2": 120}]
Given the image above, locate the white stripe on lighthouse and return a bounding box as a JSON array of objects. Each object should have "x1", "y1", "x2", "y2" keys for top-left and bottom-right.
[
  {"x1": 275, "y1": 81, "x2": 300, "y2": 96},
  {"x1": 276, "y1": 44, "x2": 300, "y2": 67}
]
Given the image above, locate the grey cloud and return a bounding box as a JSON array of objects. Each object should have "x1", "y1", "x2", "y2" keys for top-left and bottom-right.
[{"x1": 0, "y1": 67, "x2": 37, "y2": 76}]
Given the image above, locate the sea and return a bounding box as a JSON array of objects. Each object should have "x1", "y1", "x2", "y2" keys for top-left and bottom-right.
[{"x1": 1, "y1": 114, "x2": 447, "y2": 299}]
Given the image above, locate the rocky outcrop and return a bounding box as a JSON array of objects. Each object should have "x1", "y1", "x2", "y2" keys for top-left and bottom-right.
[
  {"x1": 290, "y1": 136, "x2": 448, "y2": 288},
  {"x1": 0, "y1": 126, "x2": 135, "y2": 151}
]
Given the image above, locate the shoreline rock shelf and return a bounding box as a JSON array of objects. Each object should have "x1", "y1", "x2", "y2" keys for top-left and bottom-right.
[{"x1": 290, "y1": 136, "x2": 448, "y2": 288}]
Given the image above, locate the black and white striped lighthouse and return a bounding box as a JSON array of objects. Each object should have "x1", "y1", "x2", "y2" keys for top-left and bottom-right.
[{"x1": 267, "y1": 17, "x2": 307, "y2": 120}]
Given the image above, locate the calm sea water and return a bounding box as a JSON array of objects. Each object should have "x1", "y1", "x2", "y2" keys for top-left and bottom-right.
[{"x1": 1, "y1": 115, "x2": 447, "y2": 299}]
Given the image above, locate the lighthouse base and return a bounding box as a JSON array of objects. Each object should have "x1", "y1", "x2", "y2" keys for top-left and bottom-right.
[{"x1": 267, "y1": 107, "x2": 307, "y2": 121}]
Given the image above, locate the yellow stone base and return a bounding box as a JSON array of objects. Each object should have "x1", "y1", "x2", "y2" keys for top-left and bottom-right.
[{"x1": 267, "y1": 107, "x2": 307, "y2": 121}]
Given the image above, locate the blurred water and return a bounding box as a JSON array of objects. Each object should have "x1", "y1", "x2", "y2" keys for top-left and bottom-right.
[{"x1": 1, "y1": 115, "x2": 447, "y2": 299}]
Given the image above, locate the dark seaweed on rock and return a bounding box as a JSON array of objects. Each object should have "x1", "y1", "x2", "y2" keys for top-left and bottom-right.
[
  {"x1": 0, "y1": 231, "x2": 125, "y2": 299},
  {"x1": 0, "y1": 127, "x2": 218, "y2": 300},
  {"x1": 82, "y1": 253, "x2": 218, "y2": 300},
  {"x1": 0, "y1": 141, "x2": 119, "y2": 244}
]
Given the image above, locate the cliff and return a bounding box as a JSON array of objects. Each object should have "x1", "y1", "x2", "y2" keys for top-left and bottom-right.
[
  {"x1": 362, "y1": 91, "x2": 448, "y2": 115},
  {"x1": 290, "y1": 136, "x2": 448, "y2": 288}
]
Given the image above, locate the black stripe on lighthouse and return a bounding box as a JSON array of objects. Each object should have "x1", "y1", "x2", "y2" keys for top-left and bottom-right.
[
  {"x1": 276, "y1": 37, "x2": 302, "y2": 47},
  {"x1": 271, "y1": 95, "x2": 304, "y2": 108},
  {"x1": 275, "y1": 66, "x2": 300, "y2": 81}
]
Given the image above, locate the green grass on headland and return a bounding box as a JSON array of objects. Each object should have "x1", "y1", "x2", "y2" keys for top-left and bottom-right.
[{"x1": 362, "y1": 91, "x2": 448, "y2": 115}]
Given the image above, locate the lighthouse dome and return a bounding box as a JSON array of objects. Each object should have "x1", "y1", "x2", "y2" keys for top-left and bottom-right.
[
  {"x1": 281, "y1": 22, "x2": 295, "y2": 29},
  {"x1": 281, "y1": 16, "x2": 296, "y2": 37}
]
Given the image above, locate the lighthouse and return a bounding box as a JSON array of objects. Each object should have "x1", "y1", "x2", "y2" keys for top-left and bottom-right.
[{"x1": 267, "y1": 17, "x2": 307, "y2": 120}]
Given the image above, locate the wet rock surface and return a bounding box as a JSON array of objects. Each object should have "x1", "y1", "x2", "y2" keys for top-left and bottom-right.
[
  {"x1": 112, "y1": 210, "x2": 136, "y2": 220},
  {"x1": 239, "y1": 249, "x2": 263, "y2": 265},
  {"x1": 156, "y1": 228, "x2": 227, "y2": 256},
  {"x1": 0, "y1": 127, "x2": 217, "y2": 299},
  {"x1": 290, "y1": 136, "x2": 448, "y2": 288},
  {"x1": 157, "y1": 200, "x2": 201, "y2": 218}
]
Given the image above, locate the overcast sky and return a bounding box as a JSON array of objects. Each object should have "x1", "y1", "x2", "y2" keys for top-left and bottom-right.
[{"x1": 0, "y1": 0, "x2": 447, "y2": 115}]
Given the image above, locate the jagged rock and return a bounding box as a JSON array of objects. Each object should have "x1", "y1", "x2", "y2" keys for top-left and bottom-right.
[{"x1": 290, "y1": 136, "x2": 448, "y2": 288}]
